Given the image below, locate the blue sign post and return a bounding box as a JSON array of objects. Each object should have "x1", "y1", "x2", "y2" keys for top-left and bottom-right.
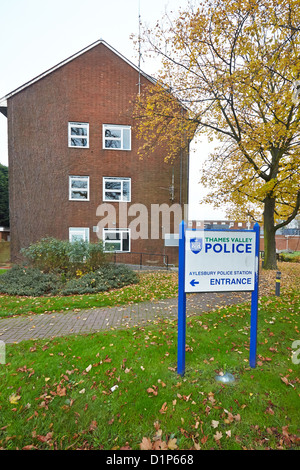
[
  {"x1": 177, "y1": 221, "x2": 187, "y2": 376},
  {"x1": 249, "y1": 222, "x2": 260, "y2": 368},
  {"x1": 177, "y1": 221, "x2": 260, "y2": 376}
]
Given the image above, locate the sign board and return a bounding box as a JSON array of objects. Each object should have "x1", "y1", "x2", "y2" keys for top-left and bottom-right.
[
  {"x1": 177, "y1": 221, "x2": 260, "y2": 376},
  {"x1": 185, "y1": 229, "x2": 257, "y2": 293}
]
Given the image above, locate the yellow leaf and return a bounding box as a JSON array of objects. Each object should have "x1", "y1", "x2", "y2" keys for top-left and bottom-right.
[
  {"x1": 168, "y1": 438, "x2": 178, "y2": 450},
  {"x1": 9, "y1": 394, "x2": 21, "y2": 404}
]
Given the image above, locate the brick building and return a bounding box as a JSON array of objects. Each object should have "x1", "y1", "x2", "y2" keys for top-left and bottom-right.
[{"x1": 0, "y1": 40, "x2": 189, "y2": 265}]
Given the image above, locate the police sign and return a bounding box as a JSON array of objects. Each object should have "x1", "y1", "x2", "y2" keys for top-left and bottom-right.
[
  {"x1": 177, "y1": 222, "x2": 260, "y2": 375},
  {"x1": 185, "y1": 230, "x2": 257, "y2": 293}
]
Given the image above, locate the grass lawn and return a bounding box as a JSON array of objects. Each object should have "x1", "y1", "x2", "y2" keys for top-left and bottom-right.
[{"x1": 0, "y1": 263, "x2": 299, "y2": 450}]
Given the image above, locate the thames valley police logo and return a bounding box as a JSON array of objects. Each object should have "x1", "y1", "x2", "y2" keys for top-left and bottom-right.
[{"x1": 190, "y1": 237, "x2": 203, "y2": 254}]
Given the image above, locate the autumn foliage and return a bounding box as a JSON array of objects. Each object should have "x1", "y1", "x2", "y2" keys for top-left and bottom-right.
[{"x1": 134, "y1": 0, "x2": 300, "y2": 269}]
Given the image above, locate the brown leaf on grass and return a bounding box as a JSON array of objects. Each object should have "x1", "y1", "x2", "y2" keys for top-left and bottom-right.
[
  {"x1": 37, "y1": 432, "x2": 53, "y2": 443},
  {"x1": 140, "y1": 437, "x2": 152, "y2": 450},
  {"x1": 153, "y1": 439, "x2": 168, "y2": 450},
  {"x1": 56, "y1": 385, "x2": 66, "y2": 396},
  {"x1": 281, "y1": 376, "x2": 294, "y2": 387},
  {"x1": 214, "y1": 431, "x2": 223, "y2": 442},
  {"x1": 147, "y1": 386, "x2": 158, "y2": 396},
  {"x1": 208, "y1": 392, "x2": 216, "y2": 405},
  {"x1": 89, "y1": 420, "x2": 98, "y2": 432},
  {"x1": 159, "y1": 402, "x2": 168, "y2": 414},
  {"x1": 153, "y1": 420, "x2": 160, "y2": 431},
  {"x1": 120, "y1": 443, "x2": 132, "y2": 450}
]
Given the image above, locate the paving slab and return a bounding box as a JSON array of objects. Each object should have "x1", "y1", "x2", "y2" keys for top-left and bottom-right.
[{"x1": 0, "y1": 290, "x2": 250, "y2": 344}]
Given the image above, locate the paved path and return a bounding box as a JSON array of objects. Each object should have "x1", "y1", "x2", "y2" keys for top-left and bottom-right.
[{"x1": 0, "y1": 291, "x2": 250, "y2": 344}]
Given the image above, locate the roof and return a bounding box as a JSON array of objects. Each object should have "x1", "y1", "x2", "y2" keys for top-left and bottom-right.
[{"x1": 0, "y1": 39, "x2": 156, "y2": 109}]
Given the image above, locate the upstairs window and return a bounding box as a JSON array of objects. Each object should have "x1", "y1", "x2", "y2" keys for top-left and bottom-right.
[
  {"x1": 103, "y1": 125, "x2": 131, "y2": 150},
  {"x1": 103, "y1": 177, "x2": 131, "y2": 202},
  {"x1": 68, "y1": 122, "x2": 89, "y2": 148},
  {"x1": 69, "y1": 176, "x2": 89, "y2": 201}
]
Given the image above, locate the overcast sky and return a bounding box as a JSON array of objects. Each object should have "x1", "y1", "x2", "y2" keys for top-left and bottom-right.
[{"x1": 0, "y1": 0, "x2": 225, "y2": 219}]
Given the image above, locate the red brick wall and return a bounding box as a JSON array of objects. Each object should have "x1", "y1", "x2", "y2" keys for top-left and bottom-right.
[
  {"x1": 7, "y1": 43, "x2": 188, "y2": 262},
  {"x1": 259, "y1": 236, "x2": 300, "y2": 252}
]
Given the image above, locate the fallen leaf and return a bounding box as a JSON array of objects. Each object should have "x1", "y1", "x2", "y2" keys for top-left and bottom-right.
[
  {"x1": 168, "y1": 438, "x2": 178, "y2": 450},
  {"x1": 89, "y1": 420, "x2": 98, "y2": 432},
  {"x1": 140, "y1": 437, "x2": 152, "y2": 450},
  {"x1": 56, "y1": 385, "x2": 66, "y2": 397},
  {"x1": 9, "y1": 394, "x2": 21, "y2": 405},
  {"x1": 214, "y1": 431, "x2": 223, "y2": 441},
  {"x1": 159, "y1": 402, "x2": 168, "y2": 414}
]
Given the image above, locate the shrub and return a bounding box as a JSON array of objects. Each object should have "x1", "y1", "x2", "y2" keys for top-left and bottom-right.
[
  {"x1": 21, "y1": 238, "x2": 108, "y2": 275},
  {"x1": 0, "y1": 265, "x2": 62, "y2": 296},
  {"x1": 60, "y1": 264, "x2": 139, "y2": 295},
  {"x1": 279, "y1": 251, "x2": 300, "y2": 263},
  {"x1": 0, "y1": 264, "x2": 138, "y2": 297}
]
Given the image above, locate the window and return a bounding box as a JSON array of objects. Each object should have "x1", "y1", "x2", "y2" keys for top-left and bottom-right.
[
  {"x1": 68, "y1": 122, "x2": 89, "y2": 148},
  {"x1": 103, "y1": 125, "x2": 131, "y2": 150},
  {"x1": 103, "y1": 177, "x2": 131, "y2": 202},
  {"x1": 103, "y1": 228, "x2": 130, "y2": 252},
  {"x1": 69, "y1": 176, "x2": 89, "y2": 201},
  {"x1": 69, "y1": 227, "x2": 90, "y2": 243}
]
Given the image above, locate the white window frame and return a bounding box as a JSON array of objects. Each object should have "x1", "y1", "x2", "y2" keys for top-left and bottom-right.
[
  {"x1": 103, "y1": 124, "x2": 131, "y2": 150},
  {"x1": 69, "y1": 176, "x2": 90, "y2": 201},
  {"x1": 103, "y1": 228, "x2": 130, "y2": 253},
  {"x1": 69, "y1": 227, "x2": 90, "y2": 243},
  {"x1": 68, "y1": 122, "x2": 89, "y2": 148},
  {"x1": 103, "y1": 177, "x2": 131, "y2": 202}
]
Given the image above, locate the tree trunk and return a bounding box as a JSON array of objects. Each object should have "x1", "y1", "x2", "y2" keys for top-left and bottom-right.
[{"x1": 263, "y1": 196, "x2": 277, "y2": 270}]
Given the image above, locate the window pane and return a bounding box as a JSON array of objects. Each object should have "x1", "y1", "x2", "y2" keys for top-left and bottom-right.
[
  {"x1": 105, "y1": 139, "x2": 121, "y2": 149},
  {"x1": 71, "y1": 234, "x2": 84, "y2": 242},
  {"x1": 105, "y1": 241, "x2": 121, "y2": 252},
  {"x1": 105, "y1": 232, "x2": 121, "y2": 241},
  {"x1": 123, "y1": 128, "x2": 131, "y2": 150},
  {"x1": 123, "y1": 181, "x2": 130, "y2": 200},
  {"x1": 71, "y1": 191, "x2": 88, "y2": 200},
  {"x1": 69, "y1": 228, "x2": 89, "y2": 242},
  {"x1": 72, "y1": 179, "x2": 88, "y2": 189},
  {"x1": 105, "y1": 181, "x2": 121, "y2": 190},
  {"x1": 104, "y1": 192, "x2": 121, "y2": 200},
  {"x1": 71, "y1": 127, "x2": 87, "y2": 136},
  {"x1": 122, "y1": 232, "x2": 130, "y2": 252},
  {"x1": 105, "y1": 128, "x2": 121, "y2": 139},
  {"x1": 71, "y1": 138, "x2": 88, "y2": 147}
]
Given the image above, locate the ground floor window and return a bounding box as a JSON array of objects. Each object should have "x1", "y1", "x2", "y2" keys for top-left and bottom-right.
[
  {"x1": 69, "y1": 227, "x2": 90, "y2": 243},
  {"x1": 103, "y1": 228, "x2": 130, "y2": 252}
]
